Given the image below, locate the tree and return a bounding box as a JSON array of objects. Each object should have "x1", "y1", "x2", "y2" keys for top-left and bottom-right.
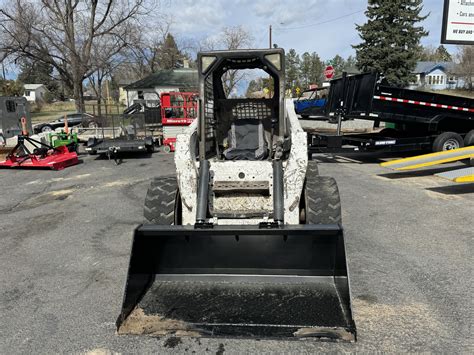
[
  {"x1": 17, "y1": 59, "x2": 59, "y2": 99},
  {"x1": 327, "y1": 55, "x2": 347, "y2": 78},
  {"x1": 285, "y1": 49, "x2": 301, "y2": 93},
  {"x1": 201, "y1": 26, "x2": 253, "y2": 97},
  {"x1": 300, "y1": 52, "x2": 324, "y2": 87},
  {"x1": 0, "y1": 79, "x2": 23, "y2": 96},
  {"x1": 419, "y1": 45, "x2": 453, "y2": 62},
  {"x1": 353, "y1": 0, "x2": 428, "y2": 87},
  {"x1": 457, "y1": 45, "x2": 474, "y2": 91},
  {"x1": 0, "y1": 0, "x2": 145, "y2": 112}
]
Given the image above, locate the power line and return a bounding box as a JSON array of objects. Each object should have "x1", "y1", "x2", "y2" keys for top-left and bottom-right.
[{"x1": 274, "y1": 10, "x2": 365, "y2": 31}]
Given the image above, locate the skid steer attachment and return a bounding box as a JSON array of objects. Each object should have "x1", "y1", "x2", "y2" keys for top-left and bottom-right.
[
  {"x1": 117, "y1": 49, "x2": 356, "y2": 341},
  {"x1": 117, "y1": 224, "x2": 355, "y2": 340}
]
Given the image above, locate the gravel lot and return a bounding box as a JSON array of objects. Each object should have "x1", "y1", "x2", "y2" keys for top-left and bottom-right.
[{"x1": 1, "y1": 150, "x2": 473, "y2": 354}]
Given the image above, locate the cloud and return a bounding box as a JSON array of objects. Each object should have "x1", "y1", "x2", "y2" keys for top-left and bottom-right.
[{"x1": 155, "y1": 0, "x2": 456, "y2": 60}]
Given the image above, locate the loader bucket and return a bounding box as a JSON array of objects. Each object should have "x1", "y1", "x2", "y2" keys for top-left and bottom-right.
[{"x1": 116, "y1": 224, "x2": 356, "y2": 341}]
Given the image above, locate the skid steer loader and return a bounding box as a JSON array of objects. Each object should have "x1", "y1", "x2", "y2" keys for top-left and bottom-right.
[{"x1": 117, "y1": 49, "x2": 356, "y2": 341}]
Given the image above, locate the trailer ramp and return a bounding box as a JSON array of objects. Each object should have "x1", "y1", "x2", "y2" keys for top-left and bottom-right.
[
  {"x1": 435, "y1": 167, "x2": 474, "y2": 183},
  {"x1": 380, "y1": 146, "x2": 474, "y2": 171}
]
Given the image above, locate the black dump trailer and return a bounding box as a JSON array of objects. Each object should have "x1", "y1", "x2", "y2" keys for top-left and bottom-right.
[{"x1": 309, "y1": 72, "x2": 474, "y2": 155}]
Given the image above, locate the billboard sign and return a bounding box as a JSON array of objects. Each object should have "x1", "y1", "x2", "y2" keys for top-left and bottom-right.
[{"x1": 441, "y1": 0, "x2": 474, "y2": 45}]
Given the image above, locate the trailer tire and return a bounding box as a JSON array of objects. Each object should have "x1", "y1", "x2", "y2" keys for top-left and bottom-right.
[
  {"x1": 433, "y1": 132, "x2": 464, "y2": 152},
  {"x1": 464, "y1": 130, "x2": 474, "y2": 147},
  {"x1": 144, "y1": 176, "x2": 181, "y2": 225},
  {"x1": 303, "y1": 176, "x2": 342, "y2": 224}
]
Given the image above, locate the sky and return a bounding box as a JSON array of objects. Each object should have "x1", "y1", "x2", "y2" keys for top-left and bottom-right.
[{"x1": 159, "y1": 0, "x2": 458, "y2": 61}]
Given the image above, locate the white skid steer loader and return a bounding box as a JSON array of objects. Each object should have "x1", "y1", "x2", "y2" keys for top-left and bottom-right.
[{"x1": 117, "y1": 49, "x2": 356, "y2": 341}]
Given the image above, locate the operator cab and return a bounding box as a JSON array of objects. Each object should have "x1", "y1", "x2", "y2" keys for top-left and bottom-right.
[{"x1": 197, "y1": 49, "x2": 287, "y2": 161}]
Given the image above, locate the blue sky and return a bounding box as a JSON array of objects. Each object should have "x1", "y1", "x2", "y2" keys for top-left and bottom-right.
[{"x1": 161, "y1": 0, "x2": 457, "y2": 61}]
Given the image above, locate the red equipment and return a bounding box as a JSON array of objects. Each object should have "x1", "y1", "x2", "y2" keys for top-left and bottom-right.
[
  {"x1": 0, "y1": 117, "x2": 79, "y2": 170},
  {"x1": 160, "y1": 92, "x2": 197, "y2": 152}
]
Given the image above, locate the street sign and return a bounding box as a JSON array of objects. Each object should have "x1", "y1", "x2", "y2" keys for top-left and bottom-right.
[
  {"x1": 324, "y1": 65, "x2": 335, "y2": 80},
  {"x1": 309, "y1": 84, "x2": 318, "y2": 90},
  {"x1": 441, "y1": 0, "x2": 474, "y2": 45}
]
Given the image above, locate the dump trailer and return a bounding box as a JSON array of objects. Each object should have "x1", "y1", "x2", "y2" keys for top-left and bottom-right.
[
  {"x1": 117, "y1": 49, "x2": 356, "y2": 341},
  {"x1": 309, "y1": 72, "x2": 474, "y2": 154}
]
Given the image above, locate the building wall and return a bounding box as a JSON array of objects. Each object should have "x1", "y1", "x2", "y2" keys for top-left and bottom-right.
[{"x1": 23, "y1": 87, "x2": 47, "y2": 102}]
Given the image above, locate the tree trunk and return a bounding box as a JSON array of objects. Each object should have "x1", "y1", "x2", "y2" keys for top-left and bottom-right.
[{"x1": 73, "y1": 77, "x2": 85, "y2": 113}]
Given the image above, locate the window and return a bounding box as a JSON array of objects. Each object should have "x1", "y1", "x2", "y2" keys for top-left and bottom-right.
[
  {"x1": 138, "y1": 91, "x2": 144, "y2": 99},
  {"x1": 428, "y1": 76, "x2": 432, "y2": 85},
  {"x1": 24, "y1": 90, "x2": 31, "y2": 96},
  {"x1": 6, "y1": 100, "x2": 16, "y2": 112},
  {"x1": 440, "y1": 76, "x2": 444, "y2": 85}
]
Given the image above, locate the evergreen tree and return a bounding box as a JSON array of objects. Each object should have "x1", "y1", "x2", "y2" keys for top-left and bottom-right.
[
  {"x1": 327, "y1": 55, "x2": 346, "y2": 77},
  {"x1": 285, "y1": 49, "x2": 301, "y2": 92},
  {"x1": 419, "y1": 45, "x2": 453, "y2": 62},
  {"x1": 353, "y1": 0, "x2": 428, "y2": 87},
  {"x1": 158, "y1": 33, "x2": 183, "y2": 70},
  {"x1": 17, "y1": 59, "x2": 59, "y2": 99},
  {"x1": 300, "y1": 52, "x2": 324, "y2": 87}
]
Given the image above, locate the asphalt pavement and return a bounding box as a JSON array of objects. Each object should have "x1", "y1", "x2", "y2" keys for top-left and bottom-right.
[{"x1": 0, "y1": 151, "x2": 472, "y2": 354}]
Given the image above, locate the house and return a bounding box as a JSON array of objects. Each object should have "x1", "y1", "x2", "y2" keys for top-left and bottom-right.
[
  {"x1": 23, "y1": 84, "x2": 48, "y2": 102},
  {"x1": 117, "y1": 79, "x2": 134, "y2": 105},
  {"x1": 410, "y1": 62, "x2": 464, "y2": 90},
  {"x1": 124, "y1": 68, "x2": 198, "y2": 107}
]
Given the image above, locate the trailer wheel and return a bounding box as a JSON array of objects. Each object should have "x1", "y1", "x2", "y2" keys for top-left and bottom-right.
[
  {"x1": 433, "y1": 132, "x2": 464, "y2": 152},
  {"x1": 144, "y1": 176, "x2": 181, "y2": 225},
  {"x1": 302, "y1": 176, "x2": 341, "y2": 224},
  {"x1": 464, "y1": 130, "x2": 474, "y2": 147},
  {"x1": 161, "y1": 145, "x2": 172, "y2": 153}
]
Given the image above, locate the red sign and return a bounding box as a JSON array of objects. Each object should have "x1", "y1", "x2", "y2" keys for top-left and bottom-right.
[{"x1": 324, "y1": 65, "x2": 335, "y2": 80}]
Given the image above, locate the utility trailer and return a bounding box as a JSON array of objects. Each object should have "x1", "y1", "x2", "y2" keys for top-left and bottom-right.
[
  {"x1": 85, "y1": 114, "x2": 155, "y2": 163},
  {"x1": 309, "y1": 72, "x2": 474, "y2": 155}
]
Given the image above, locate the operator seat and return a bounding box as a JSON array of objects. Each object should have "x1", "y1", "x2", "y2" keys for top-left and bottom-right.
[{"x1": 223, "y1": 119, "x2": 268, "y2": 160}]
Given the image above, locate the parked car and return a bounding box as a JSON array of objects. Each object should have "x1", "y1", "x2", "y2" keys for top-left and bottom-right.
[{"x1": 33, "y1": 113, "x2": 101, "y2": 133}]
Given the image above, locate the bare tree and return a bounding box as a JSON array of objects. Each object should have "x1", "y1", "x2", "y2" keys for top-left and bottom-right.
[
  {"x1": 215, "y1": 26, "x2": 253, "y2": 97},
  {"x1": 456, "y1": 45, "x2": 474, "y2": 91},
  {"x1": 0, "y1": 0, "x2": 146, "y2": 112}
]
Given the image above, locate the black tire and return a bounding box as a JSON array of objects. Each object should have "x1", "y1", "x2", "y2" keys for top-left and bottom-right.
[
  {"x1": 303, "y1": 175, "x2": 342, "y2": 224},
  {"x1": 162, "y1": 145, "x2": 172, "y2": 153},
  {"x1": 144, "y1": 176, "x2": 181, "y2": 224},
  {"x1": 41, "y1": 125, "x2": 53, "y2": 133},
  {"x1": 464, "y1": 130, "x2": 474, "y2": 147},
  {"x1": 307, "y1": 160, "x2": 319, "y2": 176},
  {"x1": 432, "y1": 132, "x2": 464, "y2": 152}
]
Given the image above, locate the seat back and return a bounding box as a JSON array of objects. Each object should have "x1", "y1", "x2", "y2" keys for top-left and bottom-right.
[{"x1": 223, "y1": 119, "x2": 268, "y2": 160}]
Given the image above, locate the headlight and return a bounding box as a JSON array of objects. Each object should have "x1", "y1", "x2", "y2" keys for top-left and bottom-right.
[{"x1": 265, "y1": 53, "x2": 282, "y2": 71}]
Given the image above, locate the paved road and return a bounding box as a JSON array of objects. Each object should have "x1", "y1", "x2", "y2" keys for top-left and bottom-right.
[{"x1": 0, "y1": 151, "x2": 472, "y2": 354}]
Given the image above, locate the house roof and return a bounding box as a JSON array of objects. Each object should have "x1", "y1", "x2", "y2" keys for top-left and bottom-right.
[
  {"x1": 413, "y1": 62, "x2": 456, "y2": 74},
  {"x1": 125, "y1": 69, "x2": 198, "y2": 90},
  {"x1": 24, "y1": 84, "x2": 46, "y2": 90}
]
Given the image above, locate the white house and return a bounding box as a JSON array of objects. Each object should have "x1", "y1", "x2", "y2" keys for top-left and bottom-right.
[
  {"x1": 23, "y1": 84, "x2": 48, "y2": 102},
  {"x1": 409, "y1": 62, "x2": 465, "y2": 90},
  {"x1": 124, "y1": 68, "x2": 198, "y2": 107}
]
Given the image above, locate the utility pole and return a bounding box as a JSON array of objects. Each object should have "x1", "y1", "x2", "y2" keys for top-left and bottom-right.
[{"x1": 269, "y1": 25, "x2": 272, "y2": 48}]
